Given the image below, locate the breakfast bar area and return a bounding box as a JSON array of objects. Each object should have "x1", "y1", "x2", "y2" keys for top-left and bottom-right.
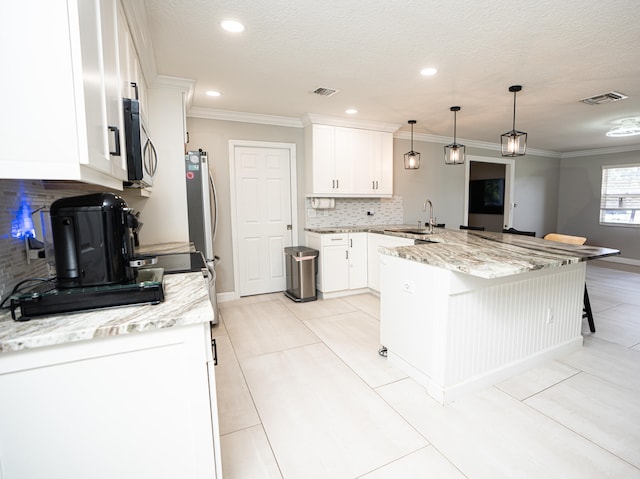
[{"x1": 378, "y1": 230, "x2": 619, "y2": 404}]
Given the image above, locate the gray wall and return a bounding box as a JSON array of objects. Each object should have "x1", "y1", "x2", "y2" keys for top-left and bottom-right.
[
  {"x1": 396, "y1": 138, "x2": 561, "y2": 237},
  {"x1": 186, "y1": 117, "x2": 305, "y2": 294},
  {"x1": 558, "y1": 150, "x2": 640, "y2": 260},
  {"x1": 185, "y1": 116, "x2": 638, "y2": 294}
]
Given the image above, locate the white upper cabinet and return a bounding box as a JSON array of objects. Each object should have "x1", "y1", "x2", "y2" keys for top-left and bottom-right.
[
  {"x1": 304, "y1": 115, "x2": 399, "y2": 198},
  {"x1": 0, "y1": 0, "x2": 126, "y2": 190},
  {"x1": 117, "y1": 2, "x2": 147, "y2": 112}
]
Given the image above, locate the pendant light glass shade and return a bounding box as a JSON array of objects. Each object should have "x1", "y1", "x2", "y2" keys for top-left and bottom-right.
[
  {"x1": 444, "y1": 106, "x2": 465, "y2": 165},
  {"x1": 404, "y1": 120, "x2": 420, "y2": 169},
  {"x1": 501, "y1": 85, "x2": 527, "y2": 157}
]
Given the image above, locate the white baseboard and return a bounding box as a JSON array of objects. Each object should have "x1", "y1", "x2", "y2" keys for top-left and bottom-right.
[
  {"x1": 598, "y1": 256, "x2": 640, "y2": 267},
  {"x1": 217, "y1": 291, "x2": 238, "y2": 303},
  {"x1": 388, "y1": 337, "x2": 583, "y2": 405}
]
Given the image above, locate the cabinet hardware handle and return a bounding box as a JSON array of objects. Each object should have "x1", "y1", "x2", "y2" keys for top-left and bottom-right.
[
  {"x1": 130, "y1": 81, "x2": 139, "y2": 100},
  {"x1": 211, "y1": 338, "x2": 218, "y2": 365},
  {"x1": 350, "y1": 239, "x2": 353, "y2": 247},
  {"x1": 346, "y1": 250, "x2": 349, "y2": 260},
  {"x1": 186, "y1": 131, "x2": 190, "y2": 144},
  {"x1": 336, "y1": 179, "x2": 339, "y2": 188},
  {"x1": 372, "y1": 180, "x2": 375, "y2": 189},
  {"x1": 375, "y1": 181, "x2": 379, "y2": 189},
  {"x1": 108, "y1": 126, "x2": 121, "y2": 156}
]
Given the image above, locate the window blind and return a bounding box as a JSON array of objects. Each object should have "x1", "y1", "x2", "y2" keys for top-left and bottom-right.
[{"x1": 600, "y1": 164, "x2": 640, "y2": 226}]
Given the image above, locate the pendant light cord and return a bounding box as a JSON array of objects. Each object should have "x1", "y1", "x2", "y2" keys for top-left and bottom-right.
[
  {"x1": 512, "y1": 90, "x2": 517, "y2": 131},
  {"x1": 453, "y1": 110, "x2": 457, "y2": 143}
]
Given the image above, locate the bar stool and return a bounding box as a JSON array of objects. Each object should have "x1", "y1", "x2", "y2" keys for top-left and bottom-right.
[
  {"x1": 543, "y1": 233, "x2": 595, "y2": 333},
  {"x1": 503, "y1": 227, "x2": 536, "y2": 237}
]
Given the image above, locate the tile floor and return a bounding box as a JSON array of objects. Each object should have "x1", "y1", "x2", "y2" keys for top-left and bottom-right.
[{"x1": 213, "y1": 264, "x2": 640, "y2": 478}]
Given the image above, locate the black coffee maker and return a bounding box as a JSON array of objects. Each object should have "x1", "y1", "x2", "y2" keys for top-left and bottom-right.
[{"x1": 50, "y1": 193, "x2": 139, "y2": 288}]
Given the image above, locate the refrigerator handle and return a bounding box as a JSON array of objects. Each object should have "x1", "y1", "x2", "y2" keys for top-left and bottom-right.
[
  {"x1": 209, "y1": 173, "x2": 218, "y2": 243},
  {"x1": 200, "y1": 153, "x2": 215, "y2": 260}
]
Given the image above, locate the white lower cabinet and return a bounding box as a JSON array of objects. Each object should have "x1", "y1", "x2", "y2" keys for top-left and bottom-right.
[
  {"x1": 367, "y1": 233, "x2": 414, "y2": 292},
  {"x1": 306, "y1": 232, "x2": 368, "y2": 295},
  {"x1": 0, "y1": 323, "x2": 221, "y2": 479}
]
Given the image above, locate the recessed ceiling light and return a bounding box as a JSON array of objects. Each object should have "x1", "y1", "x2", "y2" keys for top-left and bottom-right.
[
  {"x1": 345, "y1": 109, "x2": 358, "y2": 114},
  {"x1": 420, "y1": 67, "x2": 438, "y2": 76},
  {"x1": 221, "y1": 20, "x2": 245, "y2": 33},
  {"x1": 206, "y1": 90, "x2": 221, "y2": 97}
]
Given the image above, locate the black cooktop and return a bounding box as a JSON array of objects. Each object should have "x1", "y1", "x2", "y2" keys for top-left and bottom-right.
[{"x1": 148, "y1": 252, "x2": 207, "y2": 274}]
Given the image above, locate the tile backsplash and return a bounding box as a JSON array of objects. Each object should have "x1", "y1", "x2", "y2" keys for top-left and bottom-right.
[
  {"x1": 305, "y1": 196, "x2": 404, "y2": 228},
  {"x1": 0, "y1": 180, "x2": 88, "y2": 303}
]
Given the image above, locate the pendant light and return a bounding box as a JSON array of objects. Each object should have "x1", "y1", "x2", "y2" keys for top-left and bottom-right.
[
  {"x1": 444, "y1": 106, "x2": 465, "y2": 165},
  {"x1": 404, "y1": 120, "x2": 420, "y2": 169},
  {"x1": 500, "y1": 85, "x2": 527, "y2": 157}
]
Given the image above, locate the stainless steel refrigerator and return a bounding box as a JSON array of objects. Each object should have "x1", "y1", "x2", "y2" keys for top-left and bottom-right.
[{"x1": 185, "y1": 149, "x2": 219, "y2": 321}]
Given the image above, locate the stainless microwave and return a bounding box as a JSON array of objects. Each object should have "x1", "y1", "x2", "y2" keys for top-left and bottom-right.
[{"x1": 123, "y1": 98, "x2": 157, "y2": 188}]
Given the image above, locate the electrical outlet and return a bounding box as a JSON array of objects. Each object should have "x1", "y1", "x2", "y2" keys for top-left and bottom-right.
[
  {"x1": 402, "y1": 281, "x2": 415, "y2": 294},
  {"x1": 546, "y1": 307, "x2": 554, "y2": 324}
]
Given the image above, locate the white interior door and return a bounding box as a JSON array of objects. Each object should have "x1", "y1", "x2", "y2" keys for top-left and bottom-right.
[{"x1": 233, "y1": 145, "x2": 294, "y2": 296}]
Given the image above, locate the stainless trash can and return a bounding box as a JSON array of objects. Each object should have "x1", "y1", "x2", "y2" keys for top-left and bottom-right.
[{"x1": 284, "y1": 246, "x2": 319, "y2": 302}]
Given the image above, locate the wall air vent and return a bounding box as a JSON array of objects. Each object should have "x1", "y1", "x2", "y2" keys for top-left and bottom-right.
[
  {"x1": 579, "y1": 91, "x2": 628, "y2": 105},
  {"x1": 312, "y1": 87, "x2": 339, "y2": 97}
]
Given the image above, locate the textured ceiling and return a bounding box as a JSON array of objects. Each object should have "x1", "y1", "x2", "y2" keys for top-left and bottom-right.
[{"x1": 144, "y1": 0, "x2": 640, "y2": 153}]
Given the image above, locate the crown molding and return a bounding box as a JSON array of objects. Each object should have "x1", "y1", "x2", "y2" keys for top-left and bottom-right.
[
  {"x1": 394, "y1": 131, "x2": 561, "y2": 158},
  {"x1": 302, "y1": 113, "x2": 400, "y2": 132},
  {"x1": 151, "y1": 75, "x2": 195, "y2": 91},
  {"x1": 151, "y1": 75, "x2": 195, "y2": 107},
  {"x1": 560, "y1": 143, "x2": 640, "y2": 158},
  {"x1": 186, "y1": 106, "x2": 640, "y2": 158},
  {"x1": 188, "y1": 107, "x2": 304, "y2": 128}
]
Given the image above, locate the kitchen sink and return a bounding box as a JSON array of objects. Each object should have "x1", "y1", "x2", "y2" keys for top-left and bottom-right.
[
  {"x1": 414, "y1": 239, "x2": 438, "y2": 245},
  {"x1": 385, "y1": 228, "x2": 431, "y2": 235}
]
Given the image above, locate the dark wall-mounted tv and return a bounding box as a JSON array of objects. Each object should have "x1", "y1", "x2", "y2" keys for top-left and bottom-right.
[{"x1": 469, "y1": 178, "x2": 505, "y2": 215}]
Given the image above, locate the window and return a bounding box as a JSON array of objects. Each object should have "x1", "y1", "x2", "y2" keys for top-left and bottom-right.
[{"x1": 600, "y1": 164, "x2": 640, "y2": 226}]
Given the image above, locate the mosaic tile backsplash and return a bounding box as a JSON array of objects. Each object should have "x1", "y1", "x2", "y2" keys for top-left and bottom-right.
[
  {"x1": 305, "y1": 196, "x2": 404, "y2": 228},
  {"x1": 0, "y1": 180, "x2": 86, "y2": 303}
]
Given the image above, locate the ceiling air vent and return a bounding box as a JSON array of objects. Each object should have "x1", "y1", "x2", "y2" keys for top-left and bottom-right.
[
  {"x1": 579, "y1": 91, "x2": 628, "y2": 105},
  {"x1": 312, "y1": 87, "x2": 339, "y2": 97}
]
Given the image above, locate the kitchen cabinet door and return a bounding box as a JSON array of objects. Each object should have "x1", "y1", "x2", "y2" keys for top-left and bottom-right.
[
  {"x1": 332, "y1": 127, "x2": 358, "y2": 193},
  {"x1": 309, "y1": 124, "x2": 337, "y2": 195},
  {"x1": 354, "y1": 130, "x2": 393, "y2": 196},
  {"x1": 0, "y1": 0, "x2": 125, "y2": 189},
  {"x1": 348, "y1": 232, "x2": 368, "y2": 289},
  {"x1": 320, "y1": 232, "x2": 351, "y2": 292},
  {"x1": 99, "y1": 0, "x2": 127, "y2": 180},
  {"x1": 117, "y1": 2, "x2": 148, "y2": 112},
  {"x1": 0, "y1": 323, "x2": 220, "y2": 478},
  {"x1": 372, "y1": 130, "x2": 394, "y2": 195}
]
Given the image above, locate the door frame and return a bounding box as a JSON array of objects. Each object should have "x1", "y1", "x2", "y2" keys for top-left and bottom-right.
[
  {"x1": 463, "y1": 155, "x2": 515, "y2": 229},
  {"x1": 228, "y1": 140, "x2": 298, "y2": 299}
]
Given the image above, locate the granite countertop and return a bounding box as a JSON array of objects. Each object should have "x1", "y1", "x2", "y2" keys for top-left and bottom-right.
[
  {"x1": 305, "y1": 225, "x2": 620, "y2": 279},
  {"x1": 0, "y1": 243, "x2": 212, "y2": 353}
]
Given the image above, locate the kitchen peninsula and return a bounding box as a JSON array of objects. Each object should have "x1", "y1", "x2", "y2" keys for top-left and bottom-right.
[
  {"x1": 306, "y1": 226, "x2": 619, "y2": 404},
  {"x1": 377, "y1": 229, "x2": 618, "y2": 404}
]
